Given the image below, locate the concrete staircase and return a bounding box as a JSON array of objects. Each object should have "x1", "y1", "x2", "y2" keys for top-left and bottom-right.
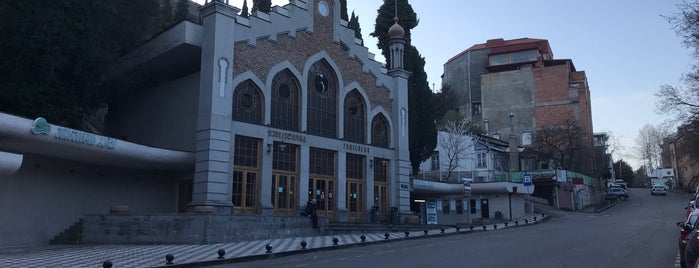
[{"x1": 48, "y1": 218, "x2": 83, "y2": 245}]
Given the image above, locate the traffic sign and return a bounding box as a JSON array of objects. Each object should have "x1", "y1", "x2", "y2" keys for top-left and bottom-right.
[{"x1": 523, "y1": 173, "x2": 532, "y2": 187}]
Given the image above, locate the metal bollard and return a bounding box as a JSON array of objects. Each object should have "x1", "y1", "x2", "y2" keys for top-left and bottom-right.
[
  {"x1": 165, "y1": 254, "x2": 175, "y2": 265},
  {"x1": 424, "y1": 230, "x2": 428, "y2": 235},
  {"x1": 217, "y1": 249, "x2": 226, "y2": 259},
  {"x1": 301, "y1": 240, "x2": 307, "y2": 249},
  {"x1": 404, "y1": 231, "x2": 410, "y2": 237},
  {"x1": 103, "y1": 260, "x2": 113, "y2": 268},
  {"x1": 385, "y1": 233, "x2": 390, "y2": 239},
  {"x1": 332, "y1": 237, "x2": 339, "y2": 246},
  {"x1": 360, "y1": 235, "x2": 366, "y2": 242},
  {"x1": 265, "y1": 244, "x2": 273, "y2": 253}
]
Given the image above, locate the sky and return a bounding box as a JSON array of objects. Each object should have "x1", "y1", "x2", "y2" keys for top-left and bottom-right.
[{"x1": 199, "y1": 0, "x2": 693, "y2": 169}]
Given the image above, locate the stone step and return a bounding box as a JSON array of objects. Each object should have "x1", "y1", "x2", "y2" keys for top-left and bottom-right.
[{"x1": 48, "y1": 218, "x2": 83, "y2": 245}]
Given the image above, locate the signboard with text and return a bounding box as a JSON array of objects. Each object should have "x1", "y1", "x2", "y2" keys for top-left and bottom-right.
[{"x1": 462, "y1": 178, "x2": 473, "y2": 197}]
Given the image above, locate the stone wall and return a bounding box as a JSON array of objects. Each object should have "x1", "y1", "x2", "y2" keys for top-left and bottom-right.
[{"x1": 82, "y1": 214, "x2": 327, "y2": 244}]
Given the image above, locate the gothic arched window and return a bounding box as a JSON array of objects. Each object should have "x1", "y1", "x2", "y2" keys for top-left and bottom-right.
[
  {"x1": 344, "y1": 90, "x2": 366, "y2": 143},
  {"x1": 371, "y1": 114, "x2": 389, "y2": 148},
  {"x1": 271, "y1": 69, "x2": 300, "y2": 131},
  {"x1": 232, "y1": 80, "x2": 263, "y2": 125},
  {"x1": 307, "y1": 60, "x2": 338, "y2": 138}
]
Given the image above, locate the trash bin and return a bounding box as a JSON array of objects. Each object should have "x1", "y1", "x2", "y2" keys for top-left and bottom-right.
[
  {"x1": 371, "y1": 206, "x2": 380, "y2": 223},
  {"x1": 390, "y1": 207, "x2": 399, "y2": 225}
]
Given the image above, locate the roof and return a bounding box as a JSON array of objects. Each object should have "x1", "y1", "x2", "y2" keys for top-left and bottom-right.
[{"x1": 445, "y1": 38, "x2": 553, "y2": 65}]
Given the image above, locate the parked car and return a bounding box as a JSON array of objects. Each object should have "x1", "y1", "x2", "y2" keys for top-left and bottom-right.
[
  {"x1": 651, "y1": 185, "x2": 667, "y2": 195},
  {"x1": 604, "y1": 188, "x2": 629, "y2": 201},
  {"x1": 685, "y1": 218, "x2": 699, "y2": 268},
  {"x1": 679, "y1": 211, "x2": 699, "y2": 268}
]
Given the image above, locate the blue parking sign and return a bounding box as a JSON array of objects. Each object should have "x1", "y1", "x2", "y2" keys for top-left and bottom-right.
[{"x1": 523, "y1": 174, "x2": 532, "y2": 187}]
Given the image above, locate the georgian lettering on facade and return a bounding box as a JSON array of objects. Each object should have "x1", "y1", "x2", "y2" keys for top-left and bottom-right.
[
  {"x1": 267, "y1": 129, "x2": 307, "y2": 143},
  {"x1": 55, "y1": 127, "x2": 116, "y2": 149},
  {"x1": 343, "y1": 143, "x2": 370, "y2": 154}
]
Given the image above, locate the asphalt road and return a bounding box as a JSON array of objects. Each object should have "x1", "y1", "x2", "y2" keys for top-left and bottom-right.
[{"x1": 210, "y1": 188, "x2": 690, "y2": 268}]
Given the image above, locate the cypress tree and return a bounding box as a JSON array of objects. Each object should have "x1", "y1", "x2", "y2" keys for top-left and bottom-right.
[
  {"x1": 174, "y1": 0, "x2": 189, "y2": 22},
  {"x1": 339, "y1": 0, "x2": 348, "y2": 21},
  {"x1": 348, "y1": 11, "x2": 362, "y2": 40},
  {"x1": 241, "y1": 0, "x2": 249, "y2": 18},
  {"x1": 372, "y1": 0, "x2": 436, "y2": 175},
  {"x1": 159, "y1": 0, "x2": 174, "y2": 29},
  {"x1": 252, "y1": 0, "x2": 271, "y2": 13}
]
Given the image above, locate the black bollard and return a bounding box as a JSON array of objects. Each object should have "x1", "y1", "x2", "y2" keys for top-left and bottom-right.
[
  {"x1": 534, "y1": 216, "x2": 537, "y2": 221},
  {"x1": 456, "y1": 227, "x2": 460, "y2": 232},
  {"x1": 504, "y1": 222, "x2": 508, "y2": 227},
  {"x1": 482, "y1": 225, "x2": 487, "y2": 230},
  {"x1": 440, "y1": 228, "x2": 445, "y2": 233},
  {"x1": 360, "y1": 235, "x2": 366, "y2": 242},
  {"x1": 469, "y1": 225, "x2": 474, "y2": 231},
  {"x1": 515, "y1": 220, "x2": 519, "y2": 226},
  {"x1": 301, "y1": 240, "x2": 307, "y2": 249},
  {"x1": 525, "y1": 219, "x2": 529, "y2": 224},
  {"x1": 103, "y1": 260, "x2": 113, "y2": 268},
  {"x1": 217, "y1": 249, "x2": 225, "y2": 259},
  {"x1": 404, "y1": 231, "x2": 409, "y2": 237},
  {"x1": 384, "y1": 233, "x2": 390, "y2": 239},
  {"x1": 424, "y1": 230, "x2": 428, "y2": 235},
  {"x1": 165, "y1": 254, "x2": 174, "y2": 265},
  {"x1": 332, "y1": 237, "x2": 339, "y2": 246},
  {"x1": 265, "y1": 244, "x2": 273, "y2": 253}
]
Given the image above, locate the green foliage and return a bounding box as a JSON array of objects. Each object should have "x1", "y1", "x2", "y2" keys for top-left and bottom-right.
[
  {"x1": 348, "y1": 11, "x2": 363, "y2": 40},
  {"x1": 0, "y1": 0, "x2": 160, "y2": 128},
  {"x1": 174, "y1": 0, "x2": 189, "y2": 22},
  {"x1": 432, "y1": 84, "x2": 462, "y2": 121},
  {"x1": 340, "y1": 0, "x2": 348, "y2": 21},
  {"x1": 252, "y1": 0, "x2": 271, "y2": 13},
  {"x1": 372, "y1": 0, "x2": 435, "y2": 175},
  {"x1": 406, "y1": 45, "x2": 438, "y2": 175},
  {"x1": 160, "y1": 0, "x2": 174, "y2": 29},
  {"x1": 241, "y1": 0, "x2": 250, "y2": 18},
  {"x1": 371, "y1": 0, "x2": 418, "y2": 66},
  {"x1": 613, "y1": 160, "x2": 634, "y2": 184}
]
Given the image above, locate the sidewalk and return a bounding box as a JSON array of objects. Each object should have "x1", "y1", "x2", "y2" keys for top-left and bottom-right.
[{"x1": 0, "y1": 214, "x2": 547, "y2": 268}]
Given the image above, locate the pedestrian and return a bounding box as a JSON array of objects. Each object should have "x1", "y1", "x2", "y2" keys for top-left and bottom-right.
[{"x1": 305, "y1": 199, "x2": 318, "y2": 228}]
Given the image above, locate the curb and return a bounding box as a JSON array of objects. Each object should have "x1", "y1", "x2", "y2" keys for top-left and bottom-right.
[{"x1": 152, "y1": 214, "x2": 548, "y2": 268}]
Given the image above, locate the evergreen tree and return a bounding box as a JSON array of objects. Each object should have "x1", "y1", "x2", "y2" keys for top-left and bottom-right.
[
  {"x1": 252, "y1": 0, "x2": 271, "y2": 13},
  {"x1": 371, "y1": 0, "x2": 418, "y2": 68},
  {"x1": 159, "y1": 0, "x2": 174, "y2": 29},
  {"x1": 348, "y1": 11, "x2": 362, "y2": 40},
  {"x1": 372, "y1": 0, "x2": 435, "y2": 175},
  {"x1": 339, "y1": 0, "x2": 348, "y2": 21},
  {"x1": 174, "y1": 0, "x2": 189, "y2": 22},
  {"x1": 405, "y1": 45, "x2": 438, "y2": 174},
  {"x1": 0, "y1": 0, "x2": 160, "y2": 128},
  {"x1": 241, "y1": 0, "x2": 250, "y2": 18}
]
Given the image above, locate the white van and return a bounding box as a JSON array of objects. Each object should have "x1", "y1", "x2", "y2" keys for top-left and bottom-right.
[{"x1": 651, "y1": 185, "x2": 667, "y2": 195}]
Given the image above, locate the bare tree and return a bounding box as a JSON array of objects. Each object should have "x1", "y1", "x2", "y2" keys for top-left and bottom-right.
[
  {"x1": 437, "y1": 119, "x2": 479, "y2": 181},
  {"x1": 658, "y1": 1, "x2": 699, "y2": 122},
  {"x1": 634, "y1": 124, "x2": 670, "y2": 175},
  {"x1": 532, "y1": 114, "x2": 590, "y2": 173}
]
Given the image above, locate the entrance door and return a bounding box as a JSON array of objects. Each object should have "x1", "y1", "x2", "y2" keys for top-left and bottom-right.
[
  {"x1": 272, "y1": 174, "x2": 296, "y2": 215},
  {"x1": 480, "y1": 199, "x2": 490, "y2": 218},
  {"x1": 308, "y1": 178, "x2": 335, "y2": 218},
  {"x1": 347, "y1": 180, "x2": 364, "y2": 222},
  {"x1": 374, "y1": 184, "x2": 389, "y2": 222},
  {"x1": 233, "y1": 170, "x2": 258, "y2": 214}
]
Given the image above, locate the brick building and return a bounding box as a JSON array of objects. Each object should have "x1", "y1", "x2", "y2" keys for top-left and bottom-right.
[
  {"x1": 0, "y1": 0, "x2": 412, "y2": 246},
  {"x1": 442, "y1": 38, "x2": 594, "y2": 172}
]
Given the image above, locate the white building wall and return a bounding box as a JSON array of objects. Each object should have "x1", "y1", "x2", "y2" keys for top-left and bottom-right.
[{"x1": 0, "y1": 155, "x2": 181, "y2": 247}]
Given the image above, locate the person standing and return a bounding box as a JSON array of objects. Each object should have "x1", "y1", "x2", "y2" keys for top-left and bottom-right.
[{"x1": 305, "y1": 199, "x2": 318, "y2": 228}]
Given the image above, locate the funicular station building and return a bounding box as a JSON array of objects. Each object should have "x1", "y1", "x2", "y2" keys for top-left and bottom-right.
[{"x1": 0, "y1": 0, "x2": 412, "y2": 246}]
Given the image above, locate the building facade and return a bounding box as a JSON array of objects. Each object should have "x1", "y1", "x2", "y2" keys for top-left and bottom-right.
[
  {"x1": 443, "y1": 38, "x2": 594, "y2": 173},
  {"x1": 0, "y1": 0, "x2": 412, "y2": 246}
]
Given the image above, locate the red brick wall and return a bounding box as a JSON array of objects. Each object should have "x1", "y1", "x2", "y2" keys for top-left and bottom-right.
[{"x1": 233, "y1": 8, "x2": 392, "y2": 113}]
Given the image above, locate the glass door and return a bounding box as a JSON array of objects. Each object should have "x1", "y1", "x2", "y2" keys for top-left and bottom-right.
[
  {"x1": 272, "y1": 174, "x2": 296, "y2": 215},
  {"x1": 347, "y1": 180, "x2": 364, "y2": 222},
  {"x1": 308, "y1": 177, "x2": 335, "y2": 218}
]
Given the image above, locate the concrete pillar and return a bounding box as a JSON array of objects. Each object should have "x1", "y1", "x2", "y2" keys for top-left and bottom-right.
[{"x1": 190, "y1": 2, "x2": 240, "y2": 213}]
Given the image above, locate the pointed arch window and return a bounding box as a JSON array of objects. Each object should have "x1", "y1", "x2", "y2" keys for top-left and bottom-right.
[
  {"x1": 344, "y1": 90, "x2": 366, "y2": 143},
  {"x1": 232, "y1": 80, "x2": 264, "y2": 125},
  {"x1": 307, "y1": 59, "x2": 338, "y2": 138},
  {"x1": 271, "y1": 69, "x2": 300, "y2": 131},
  {"x1": 371, "y1": 114, "x2": 389, "y2": 148},
  {"x1": 233, "y1": 80, "x2": 264, "y2": 124}
]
